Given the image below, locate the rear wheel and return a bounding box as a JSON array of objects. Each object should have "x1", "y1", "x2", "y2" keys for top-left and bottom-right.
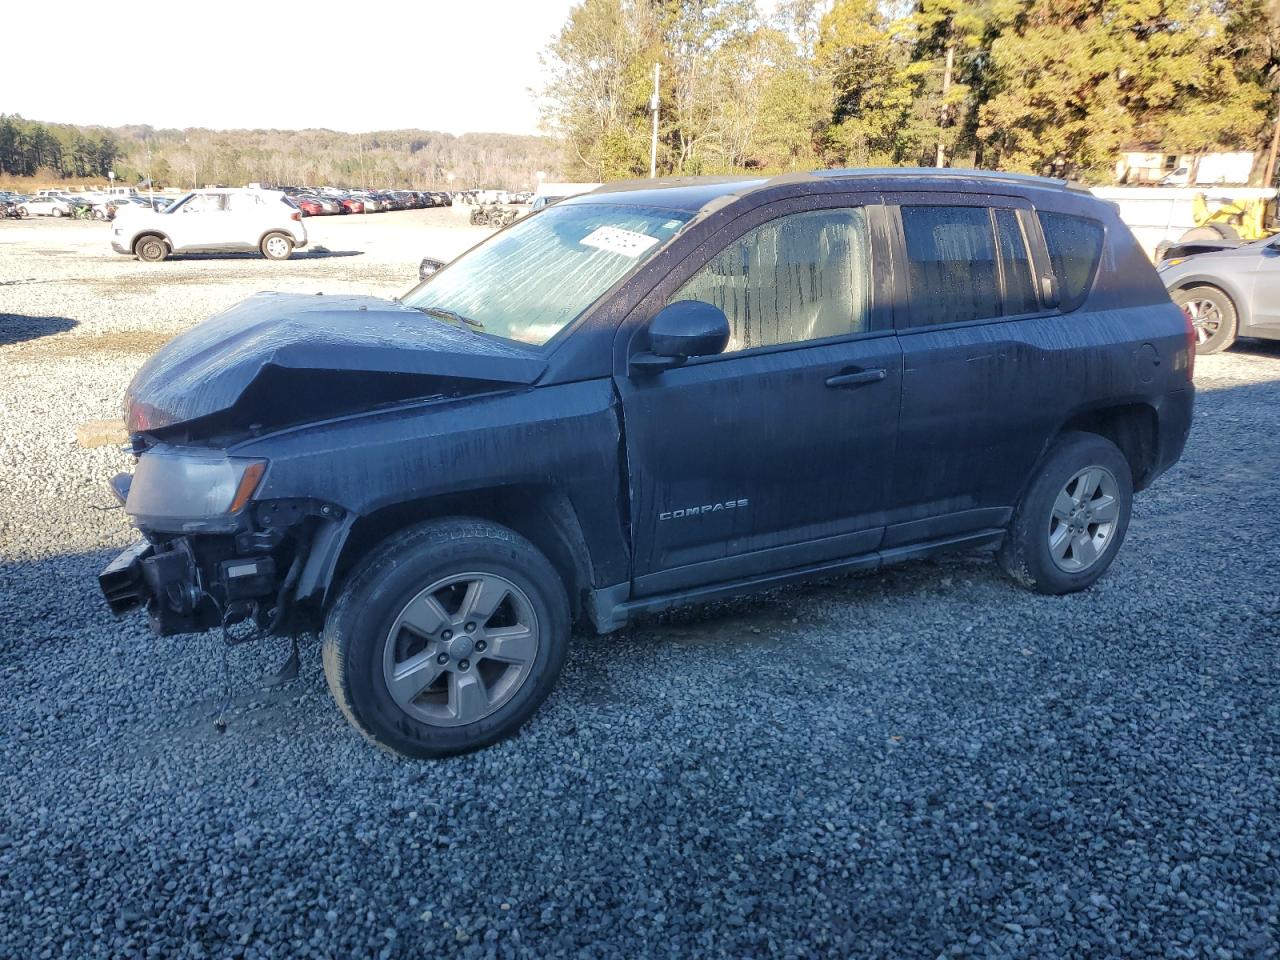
[
  {"x1": 1172, "y1": 285, "x2": 1237, "y2": 354},
  {"x1": 134, "y1": 236, "x2": 168, "y2": 262},
  {"x1": 322, "y1": 518, "x2": 570, "y2": 758},
  {"x1": 999, "y1": 432, "x2": 1133, "y2": 595},
  {"x1": 261, "y1": 232, "x2": 294, "y2": 260}
]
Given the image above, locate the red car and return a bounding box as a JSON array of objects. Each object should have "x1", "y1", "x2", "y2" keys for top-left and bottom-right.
[
  {"x1": 339, "y1": 197, "x2": 365, "y2": 214},
  {"x1": 293, "y1": 196, "x2": 324, "y2": 217}
]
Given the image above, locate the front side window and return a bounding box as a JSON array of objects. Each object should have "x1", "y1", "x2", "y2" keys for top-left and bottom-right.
[
  {"x1": 900, "y1": 205, "x2": 999, "y2": 325},
  {"x1": 672, "y1": 207, "x2": 872, "y2": 353},
  {"x1": 402, "y1": 203, "x2": 689, "y2": 346},
  {"x1": 1037, "y1": 211, "x2": 1104, "y2": 312}
]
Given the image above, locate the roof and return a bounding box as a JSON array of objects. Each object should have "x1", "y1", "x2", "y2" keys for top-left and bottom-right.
[{"x1": 567, "y1": 167, "x2": 1087, "y2": 215}]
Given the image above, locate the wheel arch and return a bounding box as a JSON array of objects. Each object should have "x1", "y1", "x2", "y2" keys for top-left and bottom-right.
[
  {"x1": 258, "y1": 227, "x2": 293, "y2": 248},
  {"x1": 315, "y1": 484, "x2": 595, "y2": 624},
  {"x1": 1055, "y1": 402, "x2": 1160, "y2": 491},
  {"x1": 131, "y1": 230, "x2": 172, "y2": 254}
]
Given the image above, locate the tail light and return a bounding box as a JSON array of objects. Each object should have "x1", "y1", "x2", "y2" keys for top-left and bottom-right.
[
  {"x1": 1182, "y1": 306, "x2": 1195, "y2": 380},
  {"x1": 291, "y1": 211, "x2": 301, "y2": 222}
]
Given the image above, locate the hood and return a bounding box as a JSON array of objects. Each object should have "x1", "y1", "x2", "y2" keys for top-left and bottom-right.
[{"x1": 126, "y1": 292, "x2": 547, "y2": 438}]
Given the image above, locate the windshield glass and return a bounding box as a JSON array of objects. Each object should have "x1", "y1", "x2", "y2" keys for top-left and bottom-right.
[{"x1": 402, "y1": 203, "x2": 691, "y2": 346}]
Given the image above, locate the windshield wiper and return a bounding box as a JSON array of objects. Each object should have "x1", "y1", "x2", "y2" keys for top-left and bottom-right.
[{"x1": 418, "y1": 305, "x2": 484, "y2": 331}]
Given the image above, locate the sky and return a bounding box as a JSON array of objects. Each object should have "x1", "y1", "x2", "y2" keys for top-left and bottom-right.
[{"x1": 0, "y1": 0, "x2": 579, "y2": 136}]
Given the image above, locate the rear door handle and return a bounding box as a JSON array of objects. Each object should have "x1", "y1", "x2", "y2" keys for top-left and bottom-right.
[{"x1": 825, "y1": 368, "x2": 887, "y2": 388}]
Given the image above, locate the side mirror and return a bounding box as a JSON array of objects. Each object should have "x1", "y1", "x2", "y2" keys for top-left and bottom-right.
[
  {"x1": 631, "y1": 300, "x2": 730, "y2": 374},
  {"x1": 419, "y1": 257, "x2": 446, "y2": 280}
]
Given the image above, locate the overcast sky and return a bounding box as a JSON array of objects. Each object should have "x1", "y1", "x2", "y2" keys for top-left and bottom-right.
[{"x1": 1, "y1": 0, "x2": 578, "y2": 135}]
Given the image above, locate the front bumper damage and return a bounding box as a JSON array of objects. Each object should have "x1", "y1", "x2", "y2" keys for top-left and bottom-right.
[
  {"x1": 99, "y1": 470, "x2": 345, "y2": 638},
  {"x1": 99, "y1": 535, "x2": 279, "y2": 636}
]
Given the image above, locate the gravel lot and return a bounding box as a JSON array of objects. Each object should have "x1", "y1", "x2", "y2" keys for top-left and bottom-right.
[{"x1": 1, "y1": 210, "x2": 1278, "y2": 959}]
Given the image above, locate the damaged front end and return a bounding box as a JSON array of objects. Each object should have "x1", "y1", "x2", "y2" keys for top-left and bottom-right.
[
  {"x1": 98, "y1": 289, "x2": 550, "y2": 638},
  {"x1": 99, "y1": 445, "x2": 345, "y2": 639}
]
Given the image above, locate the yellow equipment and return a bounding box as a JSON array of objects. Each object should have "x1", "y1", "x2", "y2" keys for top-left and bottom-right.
[{"x1": 1190, "y1": 192, "x2": 1274, "y2": 241}]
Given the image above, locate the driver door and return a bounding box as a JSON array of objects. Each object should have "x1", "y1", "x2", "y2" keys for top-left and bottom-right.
[{"x1": 614, "y1": 196, "x2": 903, "y2": 597}]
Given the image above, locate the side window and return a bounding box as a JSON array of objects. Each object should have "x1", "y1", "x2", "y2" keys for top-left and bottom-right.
[
  {"x1": 671, "y1": 207, "x2": 872, "y2": 352},
  {"x1": 994, "y1": 209, "x2": 1038, "y2": 315},
  {"x1": 900, "y1": 205, "x2": 999, "y2": 325},
  {"x1": 1037, "y1": 211, "x2": 1104, "y2": 312}
]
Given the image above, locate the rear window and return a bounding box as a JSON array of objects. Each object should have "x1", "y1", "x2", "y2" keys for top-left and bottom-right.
[{"x1": 1037, "y1": 211, "x2": 1104, "y2": 312}]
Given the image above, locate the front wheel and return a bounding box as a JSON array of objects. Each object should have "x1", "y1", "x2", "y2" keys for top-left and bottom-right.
[
  {"x1": 261, "y1": 232, "x2": 294, "y2": 260},
  {"x1": 134, "y1": 236, "x2": 168, "y2": 262},
  {"x1": 1172, "y1": 286, "x2": 1237, "y2": 354},
  {"x1": 999, "y1": 431, "x2": 1133, "y2": 595},
  {"x1": 322, "y1": 518, "x2": 570, "y2": 758}
]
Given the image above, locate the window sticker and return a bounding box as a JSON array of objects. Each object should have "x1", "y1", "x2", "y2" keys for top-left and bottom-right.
[{"x1": 580, "y1": 226, "x2": 660, "y2": 258}]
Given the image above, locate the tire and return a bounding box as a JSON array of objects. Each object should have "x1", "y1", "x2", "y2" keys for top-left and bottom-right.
[
  {"x1": 1171, "y1": 285, "x2": 1237, "y2": 354},
  {"x1": 322, "y1": 518, "x2": 570, "y2": 758},
  {"x1": 53, "y1": 208, "x2": 65, "y2": 218},
  {"x1": 261, "y1": 232, "x2": 294, "y2": 260},
  {"x1": 1206, "y1": 222, "x2": 1240, "y2": 241},
  {"x1": 134, "y1": 236, "x2": 168, "y2": 262},
  {"x1": 998, "y1": 431, "x2": 1133, "y2": 595}
]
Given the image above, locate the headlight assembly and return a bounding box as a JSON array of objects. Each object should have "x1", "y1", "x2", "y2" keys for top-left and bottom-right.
[{"x1": 125, "y1": 449, "x2": 267, "y2": 529}]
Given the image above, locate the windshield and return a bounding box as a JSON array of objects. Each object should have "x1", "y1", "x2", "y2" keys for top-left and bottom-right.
[{"x1": 402, "y1": 203, "x2": 691, "y2": 346}]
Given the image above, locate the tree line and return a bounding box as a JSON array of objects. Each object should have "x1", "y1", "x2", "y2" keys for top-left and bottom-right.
[
  {"x1": 0, "y1": 119, "x2": 562, "y2": 191},
  {"x1": 539, "y1": 0, "x2": 1280, "y2": 184},
  {"x1": 0, "y1": 116, "x2": 120, "y2": 180}
]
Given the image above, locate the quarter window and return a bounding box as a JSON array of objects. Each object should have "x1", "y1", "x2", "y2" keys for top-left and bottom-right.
[
  {"x1": 672, "y1": 207, "x2": 872, "y2": 352},
  {"x1": 1037, "y1": 211, "x2": 1104, "y2": 312},
  {"x1": 900, "y1": 205, "x2": 1000, "y2": 325}
]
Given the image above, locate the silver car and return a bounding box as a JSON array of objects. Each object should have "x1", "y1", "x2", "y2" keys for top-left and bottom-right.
[{"x1": 1159, "y1": 236, "x2": 1280, "y2": 353}]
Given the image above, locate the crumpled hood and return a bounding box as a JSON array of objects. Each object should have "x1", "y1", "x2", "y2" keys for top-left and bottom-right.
[{"x1": 125, "y1": 292, "x2": 547, "y2": 436}]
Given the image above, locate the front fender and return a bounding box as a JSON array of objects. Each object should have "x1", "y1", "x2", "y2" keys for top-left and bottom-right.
[{"x1": 232, "y1": 378, "x2": 629, "y2": 588}]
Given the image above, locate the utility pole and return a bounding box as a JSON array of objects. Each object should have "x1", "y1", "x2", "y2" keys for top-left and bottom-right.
[
  {"x1": 1264, "y1": 103, "x2": 1280, "y2": 188},
  {"x1": 649, "y1": 62, "x2": 661, "y2": 179},
  {"x1": 935, "y1": 41, "x2": 955, "y2": 168}
]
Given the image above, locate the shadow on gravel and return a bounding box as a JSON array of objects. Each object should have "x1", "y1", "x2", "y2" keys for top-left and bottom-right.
[
  {"x1": 1228, "y1": 338, "x2": 1280, "y2": 358},
  {"x1": 0, "y1": 313, "x2": 77, "y2": 345},
  {"x1": 168, "y1": 249, "x2": 363, "y2": 262}
]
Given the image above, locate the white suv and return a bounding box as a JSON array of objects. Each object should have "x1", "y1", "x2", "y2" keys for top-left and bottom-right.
[{"x1": 110, "y1": 188, "x2": 307, "y2": 262}]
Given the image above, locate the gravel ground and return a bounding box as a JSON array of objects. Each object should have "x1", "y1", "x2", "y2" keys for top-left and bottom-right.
[{"x1": 1, "y1": 212, "x2": 1278, "y2": 959}]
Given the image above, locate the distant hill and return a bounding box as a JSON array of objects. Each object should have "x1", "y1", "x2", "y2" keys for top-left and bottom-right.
[{"x1": 0, "y1": 116, "x2": 563, "y2": 191}]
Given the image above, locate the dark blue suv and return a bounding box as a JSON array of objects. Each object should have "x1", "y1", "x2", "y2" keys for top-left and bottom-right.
[{"x1": 100, "y1": 169, "x2": 1195, "y2": 757}]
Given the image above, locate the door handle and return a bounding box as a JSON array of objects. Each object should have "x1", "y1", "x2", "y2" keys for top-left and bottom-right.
[{"x1": 825, "y1": 368, "x2": 887, "y2": 388}]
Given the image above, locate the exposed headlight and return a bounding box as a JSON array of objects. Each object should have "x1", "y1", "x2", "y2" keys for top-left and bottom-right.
[{"x1": 125, "y1": 450, "x2": 267, "y2": 527}]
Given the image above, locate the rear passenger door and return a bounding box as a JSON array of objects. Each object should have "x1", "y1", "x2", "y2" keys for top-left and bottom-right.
[{"x1": 884, "y1": 193, "x2": 1063, "y2": 544}]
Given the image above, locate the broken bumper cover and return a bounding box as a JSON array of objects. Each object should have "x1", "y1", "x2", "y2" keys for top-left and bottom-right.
[{"x1": 99, "y1": 536, "x2": 278, "y2": 636}]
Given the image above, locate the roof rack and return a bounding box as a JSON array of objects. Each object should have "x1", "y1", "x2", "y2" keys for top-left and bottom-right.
[{"x1": 807, "y1": 167, "x2": 1089, "y2": 192}]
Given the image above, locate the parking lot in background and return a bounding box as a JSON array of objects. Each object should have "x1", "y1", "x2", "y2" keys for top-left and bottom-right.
[{"x1": 1, "y1": 210, "x2": 1278, "y2": 957}]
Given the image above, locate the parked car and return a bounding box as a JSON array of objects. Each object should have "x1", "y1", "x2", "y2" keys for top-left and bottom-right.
[
  {"x1": 293, "y1": 196, "x2": 324, "y2": 217},
  {"x1": 1159, "y1": 235, "x2": 1280, "y2": 353},
  {"x1": 338, "y1": 196, "x2": 365, "y2": 214},
  {"x1": 98, "y1": 169, "x2": 1193, "y2": 758},
  {"x1": 109, "y1": 188, "x2": 307, "y2": 262},
  {"x1": 20, "y1": 195, "x2": 74, "y2": 217}
]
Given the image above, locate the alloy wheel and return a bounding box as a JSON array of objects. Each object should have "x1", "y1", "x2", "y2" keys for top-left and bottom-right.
[
  {"x1": 1181, "y1": 298, "x2": 1222, "y2": 346},
  {"x1": 381, "y1": 572, "x2": 539, "y2": 727},
  {"x1": 1048, "y1": 466, "x2": 1121, "y2": 573}
]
